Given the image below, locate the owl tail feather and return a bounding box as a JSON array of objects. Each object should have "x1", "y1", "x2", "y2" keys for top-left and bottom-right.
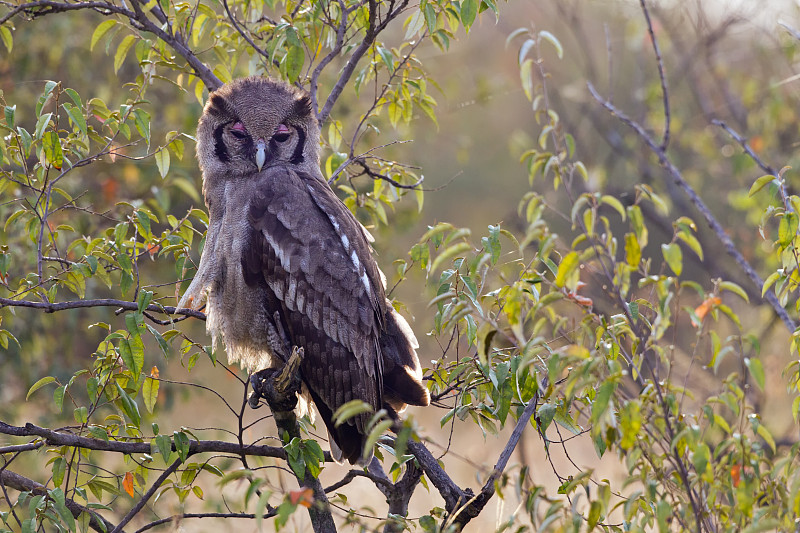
[{"x1": 380, "y1": 308, "x2": 431, "y2": 413}]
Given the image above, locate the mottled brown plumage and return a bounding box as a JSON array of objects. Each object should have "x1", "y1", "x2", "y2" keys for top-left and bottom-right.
[{"x1": 179, "y1": 77, "x2": 429, "y2": 464}]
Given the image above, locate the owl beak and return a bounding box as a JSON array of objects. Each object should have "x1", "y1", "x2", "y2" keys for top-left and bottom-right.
[{"x1": 255, "y1": 139, "x2": 267, "y2": 171}]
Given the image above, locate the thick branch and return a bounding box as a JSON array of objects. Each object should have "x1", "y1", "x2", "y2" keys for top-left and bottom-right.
[
  {"x1": 406, "y1": 439, "x2": 467, "y2": 514},
  {"x1": 0, "y1": 468, "x2": 117, "y2": 533},
  {"x1": 251, "y1": 347, "x2": 336, "y2": 533}
]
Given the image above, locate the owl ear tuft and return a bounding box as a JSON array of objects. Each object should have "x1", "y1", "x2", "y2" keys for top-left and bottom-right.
[
  {"x1": 207, "y1": 93, "x2": 233, "y2": 118},
  {"x1": 293, "y1": 94, "x2": 313, "y2": 118}
]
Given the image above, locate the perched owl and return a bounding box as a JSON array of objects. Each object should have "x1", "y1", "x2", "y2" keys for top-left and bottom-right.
[{"x1": 179, "y1": 77, "x2": 430, "y2": 464}]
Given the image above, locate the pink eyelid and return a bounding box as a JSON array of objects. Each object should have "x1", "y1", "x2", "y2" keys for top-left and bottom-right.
[
  {"x1": 276, "y1": 124, "x2": 290, "y2": 134},
  {"x1": 231, "y1": 122, "x2": 247, "y2": 132}
]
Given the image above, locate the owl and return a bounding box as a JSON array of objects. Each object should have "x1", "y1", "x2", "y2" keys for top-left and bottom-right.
[{"x1": 178, "y1": 77, "x2": 430, "y2": 464}]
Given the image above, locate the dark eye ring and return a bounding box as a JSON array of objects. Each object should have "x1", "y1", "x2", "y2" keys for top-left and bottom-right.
[
  {"x1": 273, "y1": 123, "x2": 291, "y2": 143},
  {"x1": 230, "y1": 121, "x2": 248, "y2": 139}
]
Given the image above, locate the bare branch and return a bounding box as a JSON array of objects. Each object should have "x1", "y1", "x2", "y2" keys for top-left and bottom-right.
[
  {"x1": 133, "y1": 511, "x2": 278, "y2": 533},
  {"x1": 639, "y1": 0, "x2": 670, "y2": 150}
]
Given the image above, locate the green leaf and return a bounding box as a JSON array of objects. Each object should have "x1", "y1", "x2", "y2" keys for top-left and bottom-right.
[
  {"x1": 748, "y1": 174, "x2": 776, "y2": 196},
  {"x1": 155, "y1": 148, "x2": 170, "y2": 178},
  {"x1": 718, "y1": 280, "x2": 749, "y2": 303},
  {"x1": 778, "y1": 211, "x2": 798, "y2": 247},
  {"x1": 676, "y1": 231, "x2": 704, "y2": 261},
  {"x1": 285, "y1": 45, "x2": 304, "y2": 82},
  {"x1": 154, "y1": 434, "x2": 172, "y2": 463},
  {"x1": 755, "y1": 422, "x2": 776, "y2": 453},
  {"x1": 91, "y1": 20, "x2": 117, "y2": 51},
  {"x1": 133, "y1": 108, "x2": 151, "y2": 146},
  {"x1": 142, "y1": 374, "x2": 159, "y2": 413},
  {"x1": 116, "y1": 383, "x2": 141, "y2": 427},
  {"x1": 744, "y1": 357, "x2": 765, "y2": 391},
  {"x1": 54, "y1": 385, "x2": 65, "y2": 413},
  {"x1": 600, "y1": 195, "x2": 626, "y2": 220},
  {"x1": 49, "y1": 488, "x2": 76, "y2": 531},
  {"x1": 429, "y1": 242, "x2": 472, "y2": 273},
  {"x1": 460, "y1": 0, "x2": 478, "y2": 30},
  {"x1": 52, "y1": 457, "x2": 66, "y2": 487},
  {"x1": 34, "y1": 113, "x2": 52, "y2": 140},
  {"x1": 590, "y1": 380, "x2": 616, "y2": 424},
  {"x1": 624, "y1": 232, "x2": 641, "y2": 268},
  {"x1": 537, "y1": 402, "x2": 555, "y2": 431},
  {"x1": 63, "y1": 103, "x2": 87, "y2": 135},
  {"x1": 539, "y1": 30, "x2": 563, "y2": 59},
  {"x1": 4, "y1": 105, "x2": 15, "y2": 128},
  {"x1": 661, "y1": 242, "x2": 682, "y2": 276},
  {"x1": 0, "y1": 26, "x2": 12, "y2": 53},
  {"x1": 27, "y1": 376, "x2": 56, "y2": 400},
  {"x1": 376, "y1": 46, "x2": 395, "y2": 72},
  {"x1": 404, "y1": 9, "x2": 425, "y2": 40},
  {"x1": 173, "y1": 431, "x2": 190, "y2": 461},
  {"x1": 114, "y1": 34, "x2": 136, "y2": 73},
  {"x1": 333, "y1": 400, "x2": 373, "y2": 427},
  {"x1": 520, "y1": 59, "x2": 534, "y2": 101},
  {"x1": 362, "y1": 419, "x2": 393, "y2": 461},
  {"x1": 42, "y1": 131, "x2": 64, "y2": 169},
  {"x1": 554, "y1": 251, "x2": 579, "y2": 288}
]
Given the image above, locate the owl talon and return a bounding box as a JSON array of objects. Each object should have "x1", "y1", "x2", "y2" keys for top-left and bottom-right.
[{"x1": 249, "y1": 347, "x2": 304, "y2": 412}]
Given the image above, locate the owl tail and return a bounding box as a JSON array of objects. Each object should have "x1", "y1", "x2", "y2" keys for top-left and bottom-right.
[
  {"x1": 380, "y1": 307, "x2": 431, "y2": 413},
  {"x1": 307, "y1": 386, "x2": 371, "y2": 465}
]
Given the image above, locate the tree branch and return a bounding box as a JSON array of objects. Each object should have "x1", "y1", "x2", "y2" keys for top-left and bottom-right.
[
  {"x1": 133, "y1": 511, "x2": 277, "y2": 533},
  {"x1": 0, "y1": 297, "x2": 207, "y2": 321},
  {"x1": 0, "y1": 468, "x2": 118, "y2": 533},
  {"x1": 0, "y1": 421, "x2": 290, "y2": 460},
  {"x1": 587, "y1": 82, "x2": 797, "y2": 333},
  {"x1": 3, "y1": 0, "x2": 221, "y2": 91},
  {"x1": 451, "y1": 395, "x2": 539, "y2": 529},
  {"x1": 111, "y1": 458, "x2": 182, "y2": 533}
]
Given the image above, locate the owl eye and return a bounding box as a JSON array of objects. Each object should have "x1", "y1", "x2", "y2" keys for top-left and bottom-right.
[
  {"x1": 230, "y1": 121, "x2": 248, "y2": 139},
  {"x1": 273, "y1": 123, "x2": 291, "y2": 143}
]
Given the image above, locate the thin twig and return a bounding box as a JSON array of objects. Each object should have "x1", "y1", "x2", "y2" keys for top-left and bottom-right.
[
  {"x1": 0, "y1": 297, "x2": 206, "y2": 321},
  {"x1": 112, "y1": 458, "x2": 183, "y2": 532},
  {"x1": 639, "y1": 0, "x2": 670, "y2": 150}
]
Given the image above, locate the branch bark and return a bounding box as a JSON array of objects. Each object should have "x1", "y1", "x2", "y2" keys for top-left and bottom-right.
[
  {"x1": 0, "y1": 421, "x2": 291, "y2": 459},
  {"x1": 0, "y1": 468, "x2": 118, "y2": 533},
  {"x1": 0, "y1": 297, "x2": 207, "y2": 321}
]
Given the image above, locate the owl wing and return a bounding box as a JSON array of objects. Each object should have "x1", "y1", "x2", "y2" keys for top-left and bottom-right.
[{"x1": 241, "y1": 165, "x2": 387, "y2": 462}]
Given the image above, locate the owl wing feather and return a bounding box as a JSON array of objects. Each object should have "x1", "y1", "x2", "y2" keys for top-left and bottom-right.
[{"x1": 241, "y1": 165, "x2": 387, "y2": 462}]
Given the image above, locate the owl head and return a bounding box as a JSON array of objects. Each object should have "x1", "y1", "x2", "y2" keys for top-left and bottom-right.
[{"x1": 196, "y1": 77, "x2": 321, "y2": 184}]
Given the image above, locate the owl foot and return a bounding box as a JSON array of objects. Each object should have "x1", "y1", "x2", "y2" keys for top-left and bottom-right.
[{"x1": 248, "y1": 346, "x2": 304, "y2": 413}]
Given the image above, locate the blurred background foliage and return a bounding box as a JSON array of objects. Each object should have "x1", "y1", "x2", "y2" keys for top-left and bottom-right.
[{"x1": 3, "y1": 0, "x2": 800, "y2": 531}]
